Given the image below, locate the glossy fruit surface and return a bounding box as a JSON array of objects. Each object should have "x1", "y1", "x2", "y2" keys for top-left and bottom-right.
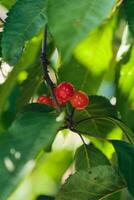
[
  {"x1": 37, "y1": 95, "x2": 53, "y2": 107},
  {"x1": 55, "y1": 82, "x2": 75, "y2": 103},
  {"x1": 70, "y1": 91, "x2": 89, "y2": 109}
]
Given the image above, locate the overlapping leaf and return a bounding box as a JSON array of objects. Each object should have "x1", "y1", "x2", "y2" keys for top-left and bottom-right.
[
  {"x1": 75, "y1": 144, "x2": 110, "y2": 171},
  {"x1": 47, "y1": 0, "x2": 116, "y2": 61},
  {"x1": 2, "y1": 0, "x2": 47, "y2": 64},
  {"x1": 0, "y1": 104, "x2": 63, "y2": 200},
  {"x1": 124, "y1": 0, "x2": 134, "y2": 36},
  {"x1": 112, "y1": 140, "x2": 134, "y2": 198},
  {"x1": 74, "y1": 95, "x2": 117, "y2": 137},
  {"x1": 56, "y1": 166, "x2": 125, "y2": 200}
]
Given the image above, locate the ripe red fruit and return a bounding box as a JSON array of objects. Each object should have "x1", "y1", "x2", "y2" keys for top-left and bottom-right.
[
  {"x1": 70, "y1": 91, "x2": 89, "y2": 109},
  {"x1": 37, "y1": 95, "x2": 53, "y2": 107},
  {"x1": 54, "y1": 82, "x2": 75, "y2": 103}
]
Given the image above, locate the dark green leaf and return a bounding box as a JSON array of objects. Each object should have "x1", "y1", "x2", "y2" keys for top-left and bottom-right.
[
  {"x1": 74, "y1": 95, "x2": 117, "y2": 137},
  {"x1": 124, "y1": 0, "x2": 134, "y2": 36},
  {"x1": 112, "y1": 140, "x2": 134, "y2": 198},
  {"x1": 0, "y1": 104, "x2": 63, "y2": 199},
  {"x1": 36, "y1": 195, "x2": 55, "y2": 200},
  {"x1": 2, "y1": 0, "x2": 47, "y2": 64},
  {"x1": 56, "y1": 166, "x2": 125, "y2": 200},
  {"x1": 75, "y1": 144, "x2": 110, "y2": 171},
  {"x1": 47, "y1": 0, "x2": 116, "y2": 61}
]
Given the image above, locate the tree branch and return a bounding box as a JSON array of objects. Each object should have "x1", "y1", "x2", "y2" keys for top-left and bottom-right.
[{"x1": 41, "y1": 25, "x2": 61, "y2": 112}]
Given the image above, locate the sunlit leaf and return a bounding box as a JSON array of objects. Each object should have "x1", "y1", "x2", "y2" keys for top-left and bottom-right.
[
  {"x1": 0, "y1": 0, "x2": 16, "y2": 9},
  {"x1": 58, "y1": 57, "x2": 102, "y2": 94},
  {"x1": 74, "y1": 19, "x2": 114, "y2": 75},
  {"x1": 16, "y1": 64, "x2": 42, "y2": 110},
  {"x1": 47, "y1": 0, "x2": 116, "y2": 61},
  {"x1": 117, "y1": 45, "x2": 134, "y2": 131},
  {"x1": 0, "y1": 33, "x2": 42, "y2": 119}
]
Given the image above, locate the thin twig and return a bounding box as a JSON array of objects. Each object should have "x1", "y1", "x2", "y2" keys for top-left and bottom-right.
[
  {"x1": 41, "y1": 25, "x2": 61, "y2": 112},
  {"x1": 75, "y1": 131, "x2": 91, "y2": 170},
  {"x1": 70, "y1": 128, "x2": 108, "y2": 142},
  {"x1": 76, "y1": 116, "x2": 133, "y2": 144}
]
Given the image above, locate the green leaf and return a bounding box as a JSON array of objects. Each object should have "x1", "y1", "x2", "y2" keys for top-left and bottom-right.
[
  {"x1": 105, "y1": 117, "x2": 134, "y2": 144},
  {"x1": 0, "y1": 0, "x2": 17, "y2": 9},
  {"x1": 74, "y1": 95, "x2": 117, "y2": 137},
  {"x1": 116, "y1": 45, "x2": 134, "y2": 131},
  {"x1": 58, "y1": 57, "x2": 102, "y2": 94},
  {"x1": 47, "y1": 0, "x2": 116, "y2": 61},
  {"x1": 0, "y1": 103, "x2": 63, "y2": 200},
  {"x1": 75, "y1": 144, "x2": 110, "y2": 171},
  {"x1": 2, "y1": 0, "x2": 47, "y2": 64},
  {"x1": 0, "y1": 33, "x2": 42, "y2": 119},
  {"x1": 56, "y1": 166, "x2": 125, "y2": 200},
  {"x1": 124, "y1": 0, "x2": 134, "y2": 36},
  {"x1": 36, "y1": 195, "x2": 54, "y2": 200},
  {"x1": 16, "y1": 64, "x2": 42, "y2": 110},
  {"x1": 74, "y1": 19, "x2": 114, "y2": 75},
  {"x1": 112, "y1": 140, "x2": 134, "y2": 198}
]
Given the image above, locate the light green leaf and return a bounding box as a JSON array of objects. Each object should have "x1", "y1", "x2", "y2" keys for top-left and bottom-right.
[
  {"x1": 0, "y1": 0, "x2": 16, "y2": 9},
  {"x1": 116, "y1": 45, "x2": 134, "y2": 131},
  {"x1": 0, "y1": 103, "x2": 63, "y2": 200},
  {"x1": 56, "y1": 166, "x2": 125, "y2": 200},
  {"x1": 2, "y1": 0, "x2": 47, "y2": 64},
  {"x1": 47, "y1": 0, "x2": 116, "y2": 61},
  {"x1": 74, "y1": 19, "x2": 114, "y2": 75},
  {"x1": 75, "y1": 144, "x2": 110, "y2": 171},
  {"x1": 58, "y1": 57, "x2": 102, "y2": 94},
  {"x1": 0, "y1": 33, "x2": 42, "y2": 119},
  {"x1": 112, "y1": 140, "x2": 134, "y2": 198},
  {"x1": 16, "y1": 64, "x2": 42, "y2": 110}
]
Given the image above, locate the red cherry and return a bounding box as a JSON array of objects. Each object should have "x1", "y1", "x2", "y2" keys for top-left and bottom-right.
[
  {"x1": 70, "y1": 91, "x2": 89, "y2": 109},
  {"x1": 37, "y1": 95, "x2": 53, "y2": 107},
  {"x1": 55, "y1": 82, "x2": 75, "y2": 103}
]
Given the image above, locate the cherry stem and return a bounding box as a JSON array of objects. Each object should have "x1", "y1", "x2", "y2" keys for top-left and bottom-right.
[
  {"x1": 41, "y1": 25, "x2": 61, "y2": 112},
  {"x1": 70, "y1": 128, "x2": 108, "y2": 142},
  {"x1": 71, "y1": 128, "x2": 90, "y2": 169}
]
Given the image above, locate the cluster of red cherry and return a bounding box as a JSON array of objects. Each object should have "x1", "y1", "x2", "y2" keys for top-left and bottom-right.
[{"x1": 37, "y1": 82, "x2": 89, "y2": 109}]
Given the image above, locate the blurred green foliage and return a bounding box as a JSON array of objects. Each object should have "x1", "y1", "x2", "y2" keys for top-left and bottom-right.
[{"x1": 0, "y1": 0, "x2": 134, "y2": 199}]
